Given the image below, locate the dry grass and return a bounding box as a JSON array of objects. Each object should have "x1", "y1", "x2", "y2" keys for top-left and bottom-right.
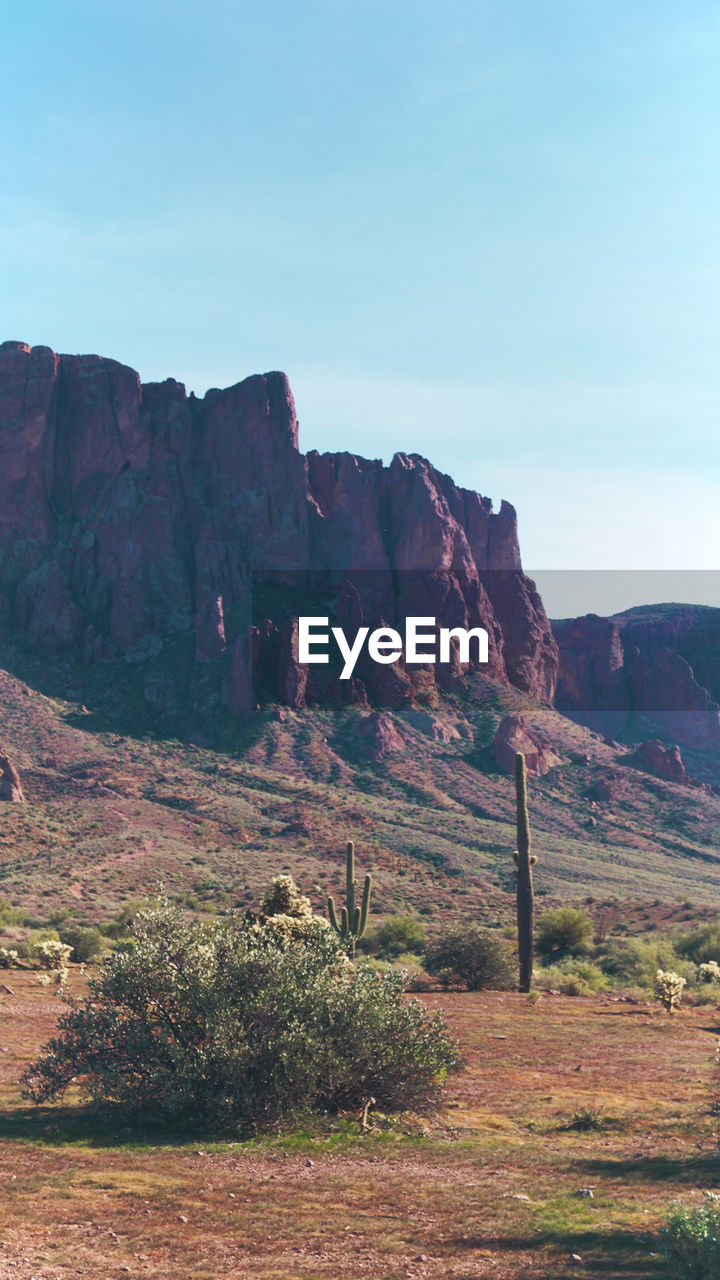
[{"x1": 0, "y1": 975, "x2": 718, "y2": 1278}]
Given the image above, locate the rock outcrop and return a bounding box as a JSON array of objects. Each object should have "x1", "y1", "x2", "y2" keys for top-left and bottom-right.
[
  {"x1": 493, "y1": 714, "x2": 564, "y2": 777},
  {"x1": 553, "y1": 605, "x2": 720, "y2": 754},
  {"x1": 0, "y1": 755, "x2": 25, "y2": 802},
  {"x1": 638, "y1": 740, "x2": 687, "y2": 785},
  {"x1": 0, "y1": 341, "x2": 558, "y2": 715}
]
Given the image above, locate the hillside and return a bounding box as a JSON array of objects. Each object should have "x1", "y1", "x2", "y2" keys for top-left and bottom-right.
[
  {"x1": 1, "y1": 343, "x2": 719, "y2": 923},
  {"x1": 2, "y1": 632, "x2": 720, "y2": 927}
]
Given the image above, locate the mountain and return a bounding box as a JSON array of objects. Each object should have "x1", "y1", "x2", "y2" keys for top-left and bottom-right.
[
  {"x1": 0, "y1": 341, "x2": 557, "y2": 724},
  {"x1": 553, "y1": 604, "x2": 720, "y2": 775},
  {"x1": 2, "y1": 340, "x2": 720, "y2": 920}
]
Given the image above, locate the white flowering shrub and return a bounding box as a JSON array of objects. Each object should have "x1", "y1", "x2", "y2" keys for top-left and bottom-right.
[
  {"x1": 34, "y1": 941, "x2": 73, "y2": 971},
  {"x1": 654, "y1": 968, "x2": 686, "y2": 1012},
  {"x1": 699, "y1": 961, "x2": 720, "y2": 985},
  {"x1": 22, "y1": 894, "x2": 459, "y2": 1131},
  {"x1": 255, "y1": 874, "x2": 336, "y2": 947},
  {"x1": 0, "y1": 947, "x2": 19, "y2": 969}
]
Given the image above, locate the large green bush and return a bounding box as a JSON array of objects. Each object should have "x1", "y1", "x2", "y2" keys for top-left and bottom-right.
[
  {"x1": 22, "y1": 893, "x2": 459, "y2": 1131},
  {"x1": 59, "y1": 925, "x2": 105, "y2": 964},
  {"x1": 424, "y1": 923, "x2": 515, "y2": 991},
  {"x1": 600, "y1": 936, "x2": 694, "y2": 989},
  {"x1": 368, "y1": 914, "x2": 427, "y2": 959},
  {"x1": 536, "y1": 907, "x2": 593, "y2": 960},
  {"x1": 675, "y1": 924, "x2": 720, "y2": 966},
  {"x1": 659, "y1": 1202, "x2": 720, "y2": 1279}
]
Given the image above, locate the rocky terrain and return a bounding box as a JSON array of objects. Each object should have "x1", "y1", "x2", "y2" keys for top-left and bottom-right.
[
  {"x1": 554, "y1": 604, "x2": 720, "y2": 777},
  {"x1": 1, "y1": 341, "x2": 719, "y2": 917},
  {"x1": 0, "y1": 341, "x2": 556, "y2": 721}
]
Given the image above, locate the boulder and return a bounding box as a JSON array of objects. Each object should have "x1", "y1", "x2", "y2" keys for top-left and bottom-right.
[
  {"x1": 638, "y1": 740, "x2": 687, "y2": 784},
  {"x1": 0, "y1": 755, "x2": 25, "y2": 802},
  {"x1": 493, "y1": 714, "x2": 563, "y2": 777}
]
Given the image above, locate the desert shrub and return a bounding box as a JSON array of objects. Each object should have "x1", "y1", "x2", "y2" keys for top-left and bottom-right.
[
  {"x1": 101, "y1": 900, "x2": 148, "y2": 940},
  {"x1": 536, "y1": 907, "x2": 593, "y2": 961},
  {"x1": 0, "y1": 899, "x2": 31, "y2": 928},
  {"x1": 22, "y1": 896, "x2": 459, "y2": 1131},
  {"x1": 564, "y1": 1103, "x2": 608, "y2": 1132},
  {"x1": 675, "y1": 924, "x2": 720, "y2": 966},
  {"x1": 654, "y1": 968, "x2": 686, "y2": 1012},
  {"x1": 34, "y1": 940, "x2": 73, "y2": 970},
  {"x1": 425, "y1": 923, "x2": 515, "y2": 991},
  {"x1": 14, "y1": 929, "x2": 61, "y2": 960},
  {"x1": 601, "y1": 936, "x2": 694, "y2": 990},
  {"x1": 699, "y1": 961, "x2": 720, "y2": 985},
  {"x1": 48, "y1": 908, "x2": 72, "y2": 927},
  {"x1": 659, "y1": 1202, "x2": 720, "y2": 1279},
  {"x1": 59, "y1": 926, "x2": 105, "y2": 964},
  {"x1": 0, "y1": 947, "x2": 19, "y2": 969},
  {"x1": 536, "y1": 958, "x2": 610, "y2": 996},
  {"x1": 367, "y1": 915, "x2": 427, "y2": 959}
]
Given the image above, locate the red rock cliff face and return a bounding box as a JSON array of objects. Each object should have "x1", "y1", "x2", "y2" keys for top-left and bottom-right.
[
  {"x1": 0, "y1": 341, "x2": 557, "y2": 711},
  {"x1": 553, "y1": 605, "x2": 720, "y2": 752}
]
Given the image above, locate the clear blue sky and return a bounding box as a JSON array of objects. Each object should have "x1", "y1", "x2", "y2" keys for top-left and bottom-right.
[{"x1": 2, "y1": 1, "x2": 719, "y2": 614}]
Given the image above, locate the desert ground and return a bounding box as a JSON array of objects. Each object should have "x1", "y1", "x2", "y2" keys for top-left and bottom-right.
[{"x1": 1, "y1": 974, "x2": 717, "y2": 1279}]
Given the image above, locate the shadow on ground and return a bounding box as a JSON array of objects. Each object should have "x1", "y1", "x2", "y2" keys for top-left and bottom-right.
[{"x1": 443, "y1": 1227, "x2": 667, "y2": 1277}]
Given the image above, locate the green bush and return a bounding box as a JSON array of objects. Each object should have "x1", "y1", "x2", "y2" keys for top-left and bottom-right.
[
  {"x1": 367, "y1": 915, "x2": 427, "y2": 959},
  {"x1": 14, "y1": 929, "x2": 60, "y2": 960},
  {"x1": 601, "y1": 936, "x2": 694, "y2": 990},
  {"x1": 536, "y1": 908, "x2": 593, "y2": 961},
  {"x1": 0, "y1": 899, "x2": 31, "y2": 928},
  {"x1": 425, "y1": 923, "x2": 515, "y2": 991},
  {"x1": 660, "y1": 1202, "x2": 720, "y2": 1279},
  {"x1": 22, "y1": 895, "x2": 459, "y2": 1132},
  {"x1": 536, "y1": 958, "x2": 610, "y2": 996},
  {"x1": 59, "y1": 926, "x2": 105, "y2": 964},
  {"x1": 675, "y1": 924, "x2": 720, "y2": 966}
]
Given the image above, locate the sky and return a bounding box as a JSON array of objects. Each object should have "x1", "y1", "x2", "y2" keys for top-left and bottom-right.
[{"x1": 2, "y1": 1, "x2": 719, "y2": 616}]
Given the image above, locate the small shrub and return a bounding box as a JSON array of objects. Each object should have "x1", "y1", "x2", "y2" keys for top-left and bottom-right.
[
  {"x1": 536, "y1": 958, "x2": 610, "y2": 996},
  {"x1": 536, "y1": 908, "x2": 593, "y2": 961},
  {"x1": 698, "y1": 961, "x2": 720, "y2": 985},
  {"x1": 15, "y1": 929, "x2": 61, "y2": 960},
  {"x1": 22, "y1": 893, "x2": 459, "y2": 1131},
  {"x1": 564, "y1": 1103, "x2": 607, "y2": 1132},
  {"x1": 59, "y1": 926, "x2": 105, "y2": 964},
  {"x1": 0, "y1": 947, "x2": 19, "y2": 969},
  {"x1": 659, "y1": 1201, "x2": 720, "y2": 1280},
  {"x1": 34, "y1": 940, "x2": 73, "y2": 971},
  {"x1": 425, "y1": 924, "x2": 515, "y2": 991},
  {"x1": 654, "y1": 968, "x2": 686, "y2": 1013},
  {"x1": 367, "y1": 915, "x2": 427, "y2": 959}
]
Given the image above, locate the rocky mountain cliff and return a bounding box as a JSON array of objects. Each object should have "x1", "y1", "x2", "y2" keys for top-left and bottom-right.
[
  {"x1": 553, "y1": 604, "x2": 720, "y2": 755},
  {"x1": 0, "y1": 341, "x2": 557, "y2": 716}
]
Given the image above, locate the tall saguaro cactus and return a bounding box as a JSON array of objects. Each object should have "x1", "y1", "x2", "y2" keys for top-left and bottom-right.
[
  {"x1": 514, "y1": 752, "x2": 537, "y2": 993},
  {"x1": 327, "y1": 840, "x2": 372, "y2": 959}
]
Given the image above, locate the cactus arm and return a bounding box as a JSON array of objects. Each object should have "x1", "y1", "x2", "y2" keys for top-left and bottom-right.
[
  {"x1": 340, "y1": 905, "x2": 350, "y2": 936},
  {"x1": 358, "y1": 874, "x2": 372, "y2": 938},
  {"x1": 352, "y1": 906, "x2": 361, "y2": 935},
  {"x1": 327, "y1": 896, "x2": 340, "y2": 934}
]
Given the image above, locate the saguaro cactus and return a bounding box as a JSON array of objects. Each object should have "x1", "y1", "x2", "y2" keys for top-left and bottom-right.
[
  {"x1": 514, "y1": 752, "x2": 537, "y2": 993},
  {"x1": 327, "y1": 840, "x2": 372, "y2": 958}
]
